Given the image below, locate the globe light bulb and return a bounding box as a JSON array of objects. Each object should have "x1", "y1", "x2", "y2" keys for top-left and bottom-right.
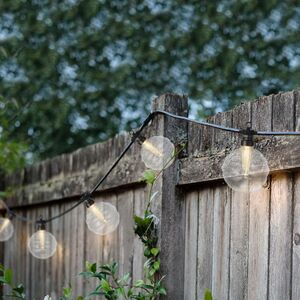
[
  {"x1": 28, "y1": 223, "x2": 57, "y2": 259},
  {"x1": 0, "y1": 217, "x2": 14, "y2": 241},
  {"x1": 222, "y1": 145, "x2": 269, "y2": 193},
  {"x1": 86, "y1": 202, "x2": 120, "y2": 235},
  {"x1": 141, "y1": 136, "x2": 175, "y2": 170}
]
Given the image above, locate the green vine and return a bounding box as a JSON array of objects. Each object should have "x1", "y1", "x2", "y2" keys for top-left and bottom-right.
[{"x1": 0, "y1": 264, "x2": 25, "y2": 299}]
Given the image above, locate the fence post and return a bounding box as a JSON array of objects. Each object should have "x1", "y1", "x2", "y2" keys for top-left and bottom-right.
[{"x1": 151, "y1": 93, "x2": 188, "y2": 299}]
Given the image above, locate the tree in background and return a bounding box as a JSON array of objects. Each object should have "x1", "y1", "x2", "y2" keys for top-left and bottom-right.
[
  {"x1": 1, "y1": 0, "x2": 300, "y2": 160},
  {"x1": 0, "y1": 97, "x2": 26, "y2": 196}
]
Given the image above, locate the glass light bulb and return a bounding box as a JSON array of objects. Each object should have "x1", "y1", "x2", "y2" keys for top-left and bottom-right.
[
  {"x1": 222, "y1": 146, "x2": 269, "y2": 193},
  {"x1": 86, "y1": 202, "x2": 120, "y2": 235},
  {"x1": 28, "y1": 230, "x2": 57, "y2": 259},
  {"x1": 141, "y1": 136, "x2": 175, "y2": 170},
  {"x1": 0, "y1": 217, "x2": 14, "y2": 241}
]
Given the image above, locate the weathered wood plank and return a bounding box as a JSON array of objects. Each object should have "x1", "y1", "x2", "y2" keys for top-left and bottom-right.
[
  {"x1": 152, "y1": 93, "x2": 188, "y2": 300},
  {"x1": 212, "y1": 186, "x2": 231, "y2": 300},
  {"x1": 117, "y1": 190, "x2": 134, "y2": 277},
  {"x1": 183, "y1": 191, "x2": 199, "y2": 300},
  {"x1": 229, "y1": 190, "x2": 249, "y2": 300},
  {"x1": 247, "y1": 188, "x2": 270, "y2": 300},
  {"x1": 229, "y1": 98, "x2": 251, "y2": 300},
  {"x1": 179, "y1": 136, "x2": 300, "y2": 186},
  {"x1": 6, "y1": 156, "x2": 145, "y2": 208},
  {"x1": 292, "y1": 172, "x2": 300, "y2": 300},
  {"x1": 197, "y1": 188, "x2": 214, "y2": 299},
  {"x1": 246, "y1": 94, "x2": 272, "y2": 300},
  {"x1": 272, "y1": 91, "x2": 294, "y2": 131},
  {"x1": 49, "y1": 204, "x2": 62, "y2": 299},
  {"x1": 132, "y1": 188, "x2": 146, "y2": 282},
  {"x1": 269, "y1": 173, "x2": 293, "y2": 300},
  {"x1": 213, "y1": 110, "x2": 233, "y2": 151}
]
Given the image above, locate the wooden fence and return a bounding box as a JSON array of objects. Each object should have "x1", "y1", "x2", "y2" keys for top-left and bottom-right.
[{"x1": 1, "y1": 90, "x2": 300, "y2": 300}]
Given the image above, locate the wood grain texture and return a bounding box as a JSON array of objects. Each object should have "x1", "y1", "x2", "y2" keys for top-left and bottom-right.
[
  {"x1": 269, "y1": 173, "x2": 293, "y2": 300},
  {"x1": 132, "y1": 188, "x2": 146, "y2": 282},
  {"x1": 292, "y1": 172, "x2": 300, "y2": 300},
  {"x1": 196, "y1": 188, "x2": 214, "y2": 300},
  {"x1": 183, "y1": 191, "x2": 199, "y2": 300},
  {"x1": 229, "y1": 190, "x2": 249, "y2": 300},
  {"x1": 247, "y1": 188, "x2": 270, "y2": 300},
  {"x1": 212, "y1": 186, "x2": 231, "y2": 300},
  {"x1": 179, "y1": 136, "x2": 300, "y2": 186},
  {"x1": 247, "y1": 94, "x2": 272, "y2": 300},
  {"x1": 152, "y1": 93, "x2": 188, "y2": 300}
]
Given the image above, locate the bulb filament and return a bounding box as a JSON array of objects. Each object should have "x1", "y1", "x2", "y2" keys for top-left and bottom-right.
[
  {"x1": 90, "y1": 205, "x2": 107, "y2": 223},
  {"x1": 0, "y1": 219, "x2": 9, "y2": 234},
  {"x1": 142, "y1": 140, "x2": 163, "y2": 157},
  {"x1": 241, "y1": 146, "x2": 252, "y2": 176},
  {"x1": 38, "y1": 230, "x2": 46, "y2": 251}
]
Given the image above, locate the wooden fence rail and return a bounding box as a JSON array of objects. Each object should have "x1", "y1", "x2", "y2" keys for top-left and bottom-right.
[{"x1": 1, "y1": 90, "x2": 300, "y2": 300}]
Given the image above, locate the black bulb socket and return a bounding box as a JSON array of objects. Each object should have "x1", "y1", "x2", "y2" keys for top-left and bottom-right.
[
  {"x1": 240, "y1": 124, "x2": 256, "y2": 147},
  {"x1": 85, "y1": 197, "x2": 95, "y2": 208},
  {"x1": 37, "y1": 219, "x2": 46, "y2": 231}
]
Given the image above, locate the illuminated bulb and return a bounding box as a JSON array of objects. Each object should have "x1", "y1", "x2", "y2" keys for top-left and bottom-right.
[
  {"x1": 222, "y1": 145, "x2": 269, "y2": 193},
  {"x1": 0, "y1": 217, "x2": 14, "y2": 241},
  {"x1": 141, "y1": 136, "x2": 175, "y2": 170},
  {"x1": 86, "y1": 202, "x2": 120, "y2": 235},
  {"x1": 28, "y1": 222, "x2": 57, "y2": 259}
]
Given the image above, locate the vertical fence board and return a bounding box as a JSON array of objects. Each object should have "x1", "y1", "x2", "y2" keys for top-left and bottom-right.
[
  {"x1": 247, "y1": 188, "x2": 270, "y2": 300},
  {"x1": 247, "y1": 95, "x2": 272, "y2": 300},
  {"x1": 197, "y1": 188, "x2": 214, "y2": 300},
  {"x1": 269, "y1": 173, "x2": 293, "y2": 300},
  {"x1": 117, "y1": 190, "x2": 134, "y2": 277},
  {"x1": 212, "y1": 186, "x2": 231, "y2": 300},
  {"x1": 229, "y1": 101, "x2": 251, "y2": 300},
  {"x1": 229, "y1": 191, "x2": 249, "y2": 300},
  {"x1": 292, "y1": 172, "x2": 300, "y2": 300},
  {"x1": 184, "y1": 191, "x2": 199, "y2": 300},
  {"x1": 132, "y1": 188, "x2": 146, "y2": 282}
]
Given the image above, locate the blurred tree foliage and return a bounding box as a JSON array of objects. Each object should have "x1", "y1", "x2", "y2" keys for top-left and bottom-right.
[
  {"x1": 0, "y1": 0, "x2": 300, "y2": 160},
  {"x1": 0, "y1": 97, "x2": 26, "y2": 185}
]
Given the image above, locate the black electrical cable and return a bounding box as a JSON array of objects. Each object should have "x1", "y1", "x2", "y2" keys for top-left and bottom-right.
[
  {"x1": 153, "y1": 110, "x2": 300, "y2": 135},
  {"x1": 2, "y1": 109, "x2": 300, "y2": 226},
  {"x1": 41, "y1": 112, "x2": 156, "y2": 224}
]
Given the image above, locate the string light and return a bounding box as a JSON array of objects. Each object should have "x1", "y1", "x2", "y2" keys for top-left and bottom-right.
[
  {"x1": 0, "y1": 217, "x2": 14, "y2": 241},
  {"x1": 222, "y1": 123, "x2": 269, "y2": 192},
  {"x1": 1, "y1": 109, "x2": 300, "y2": 259},
  {"x1": 141, "y1": 136, "x2": 175, "y2": 170},
  {"x1": 28, "y1": 220, "x2": 57, "y2": 259},
  {"x1": 85, "y1": 196, "x2": 120, "y2": 235}
]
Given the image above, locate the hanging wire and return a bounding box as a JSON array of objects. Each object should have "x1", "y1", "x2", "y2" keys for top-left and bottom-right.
[
  {"x1": 152, "y1": 110, "x2": 300, "y2": 135},
  {"x1": 1, "y1": 113, "x2": 156, "y2": 225},
  {"x1": 2, "y1": 108, "x2": 300, "y2": 225}
]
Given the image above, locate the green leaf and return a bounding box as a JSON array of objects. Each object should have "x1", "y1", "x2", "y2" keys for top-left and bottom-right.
[
  {"x1": 100, "y1": 279, "x2": 111, "y2": 292},
  {"x1": 153, "y1": 260, "x2": 160, "y2": 271},
  {"x1": 4, "y1": 268, "x2": 13, "y2": 285},
  {"x1": 134, "y1": 279, "x2": 144, "y2": 287},
  {"x1": 150, "y1": 248, "x2": 160, "y2": 256},
  {"x1": 141, "y1": 170, "x2": 156, "y2": 184},
  {"x1": 204, "y1": 289, "x2": 213, "y2": 300},
  {"x1": 158, "y1": 287, "x2": 167, "y2": 295},
  {"x1": 86, "y1": 261, "x2": 97, "y2": 273}
]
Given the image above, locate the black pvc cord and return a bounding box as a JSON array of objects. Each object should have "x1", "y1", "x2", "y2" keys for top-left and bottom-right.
[
  {"x1": 41, "y1": 112, "x2": 156, "y2": 224},
  {"x1": 153, "y1": 110, "x2": 300, "y2": 135},
  {"x1": 2, "y1": 109, "x2": 300, "y2": 226}
]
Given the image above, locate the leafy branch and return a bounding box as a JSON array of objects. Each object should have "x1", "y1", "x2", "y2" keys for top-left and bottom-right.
[{"x1": 0, "y1": 265, "x2": 25, "y2": 299}]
